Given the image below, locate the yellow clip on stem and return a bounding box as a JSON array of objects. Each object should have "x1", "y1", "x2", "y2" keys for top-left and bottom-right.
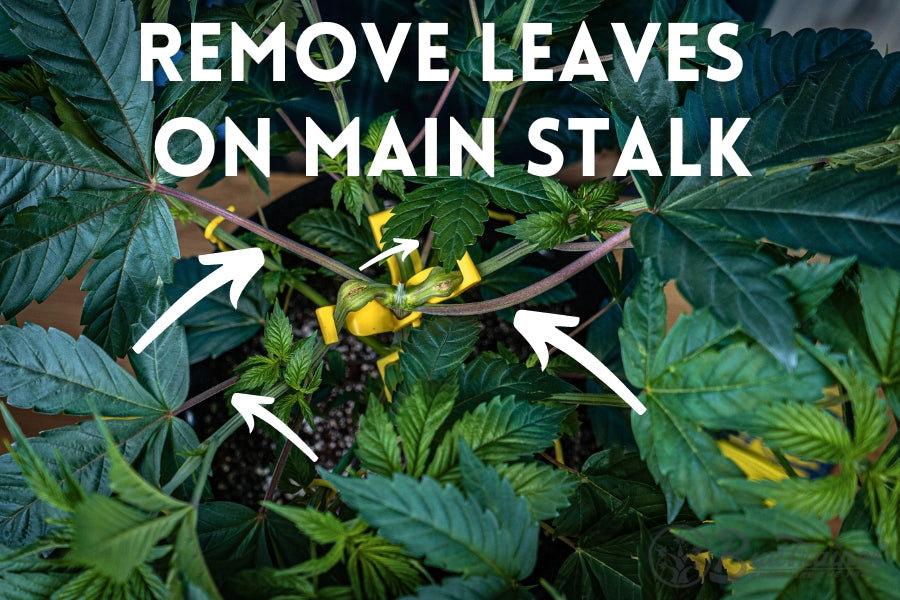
[
  {"x1": 204, "y1": 205, "x2": 236, "y2": 252},
  {"x1": 314, "y1": 210, "x2": 483, "y2": 344},
  {"x1": 376, "y1": 352, "x2": 401, "y2": 401},
  {"x1": 368, "y1": 210, "x2": 423, "y2": 284}
]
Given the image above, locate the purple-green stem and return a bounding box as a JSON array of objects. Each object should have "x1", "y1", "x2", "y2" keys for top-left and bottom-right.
[
  {"x1": 158, "y1": 184, "x2": 374, "y2": 283},
  {"x1": 419, "y1": 227, "x2": 632, "y2": 316}
]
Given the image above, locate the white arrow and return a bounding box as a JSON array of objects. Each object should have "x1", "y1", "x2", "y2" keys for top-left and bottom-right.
[
  {"x1": 513, "y1": 310, "x2": 647, "y2": 415},
  {"x1": 359, "y1": 238, "x2": 419, "y2": 271},
  {"x1": 133, "y1": 248, "x2": 265, "y2": 354},
  {"x1": 232, "y1": 393, "x2": 319, "y2": 462}
]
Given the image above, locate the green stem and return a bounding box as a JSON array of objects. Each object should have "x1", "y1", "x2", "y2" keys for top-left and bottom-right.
[
  {"x1": 509, "y1": 0, "x2": 537, "y2": 51},
  {"x1": 332, "y1": 441, "x2": 357, "y2": 475},
  {"x1": 421, "y1": 227, "x2": 631, "y2": 315},
  {"x1": 162, "y1": 413, "x2": 245, "y2": 495},
  {"x1": 462, "y1": 86, "x2": 505, "y2": 176},
  {"x1": 299, "y1": 0, "x2": 351, "y2": 130},
  {"x1": 476, "y1": 241, "x2": 537, "y2": 276}
]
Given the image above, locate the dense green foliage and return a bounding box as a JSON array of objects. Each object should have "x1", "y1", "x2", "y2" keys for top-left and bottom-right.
[{"x1": 0, "y1": 0, "x2": 899, "y2": 598}]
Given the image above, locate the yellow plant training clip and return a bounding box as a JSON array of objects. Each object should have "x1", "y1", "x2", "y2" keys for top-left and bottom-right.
[
  {"x1": 376, "y1": 352, "x2": 401, "y2": 401},
  {"x1": 368, "y1": 209, "x2": 422, "y2": 285},
  {"x1": 204, "y1": 205, "x2": 236, "y2": 252},
  {"x1": 315, "y1": 210, "x2": 482, "y2": 344}
]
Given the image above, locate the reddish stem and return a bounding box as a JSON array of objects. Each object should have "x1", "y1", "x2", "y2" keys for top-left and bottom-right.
[
  {"x1": 172, "y1": 376, "x2": 239, "y2": 417},
  {"x1": 406, "y1": 67, "x2": 460, "y2": 154},
  {"x1": 420, "y1": 227, "x2": 631, "y2": 316}
]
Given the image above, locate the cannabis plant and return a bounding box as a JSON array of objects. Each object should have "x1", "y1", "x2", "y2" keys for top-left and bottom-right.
[{"x1": 0, "y1": 0, "x2": 899, "y2": 598}]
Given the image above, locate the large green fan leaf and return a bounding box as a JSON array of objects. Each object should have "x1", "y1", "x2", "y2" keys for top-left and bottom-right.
[
  {"x1": 395, "y1": 379, "x2": 457, "y2": 478},
  {"x1": 0, "y1": 544, "x2": 72, "y2": 599},
  {"x1": 0, "y1": 0, "x2": 155, "y2": 175},
  {"x1": 0, "y1": 322, "x2": 194, "y2": 546},
  {"x1": 0, "y1": 418, "x2": 167, "y2": 547},
  {"x1": 288, "y1": 207, "x2": 379, "y2": 272},
  {"x1": 0, "y1": 323, "x2": 162, "y2": 417},
  {"x1": 81, "y1": 192, "x2": 179, "y2": 357},
  {"x1": 0, "y1": 104, "x2": 132, "y2": 218},
  {"x1": 324, "y1": 471, "x2": 536, "y2": 581},
  {"x1": 728, "y1": 530, "x2": 900, "y2": 600},
  {"x1": 632, "y1": 211, "x2": 797, "y2": 366},
  {"x1": 455, "y1": 355, "x2": 577, "y2": 415},
  {"x1": 383, "y1": 180, "x2": 489, "y2": 269},
  {"x1": 619, "y1": 263, "x2": 667, "y2": 387},
  {"x1": 426, "y1": 396, "x2": 569, "y2": 482},
  {"x1": 859, "y1": 264, "x2": 900, "y2": 383},
  {"x1": 665, "y1": 166, "x2": 900, "y2": 271},
  {"x1": 0, "y1": 189, "x2": 134, "y2": 318},
  {"x1": 556, "y1": 537, "x2": 642, "y2": 600},
  {"x1": 398, "y1": 316, "x2": 480, "y2": 386}
]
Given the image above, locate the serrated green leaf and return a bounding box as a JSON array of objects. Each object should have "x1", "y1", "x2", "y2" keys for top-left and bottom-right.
[
  {"x1": 289, "y1": 207, "x2": 379, "y2": 270},
  {"x1": 0, "y1": 544, "x2": 72, "y2": 599},
  {"x1": 632, "y1": 396, "x2": 743, "y2": 520},
  {"x1": 556, "y1": 536, "x2": 641, "y2": 600},
  {"x1": 263, "y1": 304, "x2": 293, "y2": 360},
  {"x1": 65, "y1": 493, "x2": 182, "y2": 582},
  {"x1": 0, "y1": 0, "x2": 155, "y2": 175},
  {"x1": 263, "y1": 504, "x2": 347, "y2": 546},
  {"x1": 458, "y1": 442, "x2": 532, "y2": 529},
  {"x1": 728, "y1": 530, "x2": 900, "y2": 600},
  {"x1": 0, "y1": 104, "x2": 132, "y2": 218},
  {"x1": 81, "y1": 192, "x2": 179, "y2": 357},
  {"x1": 723, "y1": 468, "x2": 858, "y2": 519},
  {"x1": 665, "y1": 167, "x2": 900, "y2": 276},
  {"x1": 158, "y1": 78, "x2": 228, "y2": 182},
  {"x1": 494, "y1": 462, "x2": 576, "y2": 521},
  {"x1": 324, "y1": 471, "x2": 536, "y2": 580},
  {"x1": 619, "y1": 262, "x2": 667, "y2": 388},
  {"x1": 356, "y1": 398, "x2": 402, "y2": 477},
  {"x1": 650, "y1": 338, "x2": 832, "y2": 427},
  {"x1": 166, "y1": 257, "x2": 269, "y2": 364},
  {"x1": 398, "y1": 574, "x2": 509, "y2": 600},
  {"x1": 831, "y1": 129, "x2": 900, "y2": 172},
  {"x1": 361, "y1": 111, "x2": 397, "y2": 152},
  {"x1": 426, "y1": 396, "x2": 569, "y2": 482},
  {"x1": 0, "y1": 189, "x2": 133, "y2": 317},
  {"x1": 452, "y1": 36, "x2": 521, "y2": 82},
  {"x1": 129, "y1": 289, "x2": 189, "y2": 410},
  {"x1": 500, "y1": 211, "x2": 571, "y2": 250},
  {"x1": 0, "y1": 323, "x2": 163, "y2": 416},
  {"x1": 455, "y1": 355, "x2": 577, "y2": 415},
  {"x1": 395, "y1": 379, "x2": 457, "y2": 478},
  {"x1": 399, "y1": 316, "x2": 479, "y2": 386},
  {"x1": 633, "y1": 211, "x2": 797, "y2": 367},
  {"x1": 735, "y1": 401, "x2": 853, "y2": 463},
  {"x1": 468, "y1": 166, "x2": 555, "y2": 214},
  {"x1": 554, "y1": 448, "x2": 667, "y2": 538},
  {"x1": 674, "y1": 507, "x2": 831, "y2": 560},
  {"x1": 860, "y1": 264, "x2": 900, "y2": 383},
  {"x1": 775, "y1": 257, "x2": 855, "y2": 320},
  {"x1": 0, "y1": 418, "x2": 168, "y2": 547},
  {"x1": 384, "y1": 180, "x2": 489, "y2": 269}
]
